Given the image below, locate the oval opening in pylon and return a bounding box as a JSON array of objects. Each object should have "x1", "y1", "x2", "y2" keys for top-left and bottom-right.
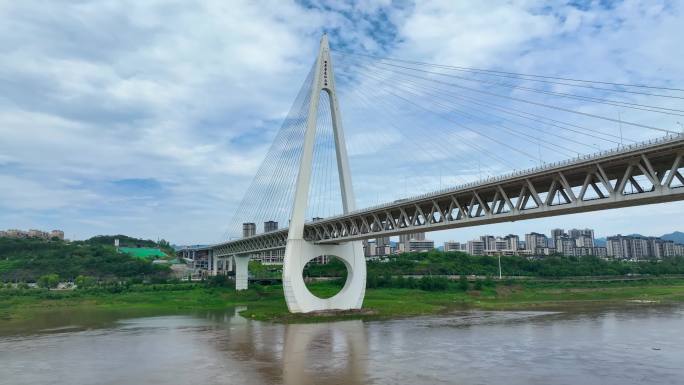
[{"x1": 302, "y1": 255, "x2": 347, "y2": 299}]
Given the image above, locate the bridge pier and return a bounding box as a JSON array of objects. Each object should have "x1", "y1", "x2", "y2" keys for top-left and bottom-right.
[
  {"x1": 211, "y1": 250, "x2": 218, "y2": 276},
  {"x1": 234, "y1": 255, "x2": 249, "y2": 290},
  {"x1": 283, "y1": 239, "x2": 365, "y2": 313},
  {"x1": 225, "y1": 257, "x2": 233, "y2": 274}
]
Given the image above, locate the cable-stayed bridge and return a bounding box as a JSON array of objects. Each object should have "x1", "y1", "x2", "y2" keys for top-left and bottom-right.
[{"x1": 188, "y1": 35, "x2": 684, "y2": 313}]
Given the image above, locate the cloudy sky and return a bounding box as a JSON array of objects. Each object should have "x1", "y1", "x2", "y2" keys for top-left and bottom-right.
[{"x1": 1, "y1": 0, "x2": 683, "y2": 245}]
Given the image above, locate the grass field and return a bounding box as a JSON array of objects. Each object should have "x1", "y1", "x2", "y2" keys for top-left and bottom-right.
[{"x1": 2, "y1": 279, "x2": 684, "y2": 326}]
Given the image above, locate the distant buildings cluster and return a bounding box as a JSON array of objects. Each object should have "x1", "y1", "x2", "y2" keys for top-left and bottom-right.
[
  {"x1": 0, "y1": 228, "x2": 64, "y2": 240},
  {"x1": 359, "y1": 226, "x2": 683, "y2": 261},
  {"x1": 242, "y1": 221, "x2": 286, "y2": 264},
  {"x1": 179, "y1": 219, "x2": 683, "y2": 277},
  {"x1": 242, "y1": 220, "x2": 279, "y2": 238},
  {"x1": 444, "y1": 228, "x2": 683, "y2": 260},
  {"x1": 444, "y1": 228, "x2": 606, "y2": 258},
  {"x1": 606, "y1": 234, "x2": 684, "y2": 260},
  {"x1": 363, "y1": 232, "x2": 435, "y2": 258}
]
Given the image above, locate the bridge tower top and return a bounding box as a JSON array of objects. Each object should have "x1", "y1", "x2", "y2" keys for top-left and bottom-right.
[{"x1": 287, "y1": 35, "x2": 356, "y2": 240}]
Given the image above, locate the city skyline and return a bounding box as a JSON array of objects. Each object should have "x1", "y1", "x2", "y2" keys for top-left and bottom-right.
[
  {"x1": 5, "y1": 214, "x2": 681, "y2": 246},
  {"x1": 365, "y1": 227, "x2": 684, "y2": 260}
]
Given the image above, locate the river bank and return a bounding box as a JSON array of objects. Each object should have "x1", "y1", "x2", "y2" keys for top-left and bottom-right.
[{"x1": 2, "y1": 278, "x2": 684, "y2": 327}]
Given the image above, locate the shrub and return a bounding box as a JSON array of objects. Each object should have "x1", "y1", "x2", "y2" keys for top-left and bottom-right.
[
  {"x1": 75, "y1": 275, "x2": 96, "y2": 289},
  {"x1": 37, "y1": 274, "x2": 60, "y2": 289},
  {"x1": 206, "y1": 274, "x2": 233, "y2": 288},
  {"x1": 458, "y1": 275, "x2": 469, "y2": 291},
  {"x1": 418, "y1": 276, "x2": 449, "y2": 291},
  {"x1": 474, "y1": 280, "x2": 483, "y2": 290}
]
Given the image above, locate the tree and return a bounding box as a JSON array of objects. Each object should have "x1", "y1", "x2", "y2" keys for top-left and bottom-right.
[
  {"x1": 458, "y1": 275, "x2": 469, "y2": 291},
  {"x1": 75, "y1": 275, "x2": 95, "y2": 289},
  {"x1": 37, "y1": 274, "x2": 60, "y2": 289}
]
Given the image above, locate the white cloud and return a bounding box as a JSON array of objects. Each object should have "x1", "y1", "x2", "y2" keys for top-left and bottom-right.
[{"x1": 0, "y1": 0, "x2": 681, "y2": 243}]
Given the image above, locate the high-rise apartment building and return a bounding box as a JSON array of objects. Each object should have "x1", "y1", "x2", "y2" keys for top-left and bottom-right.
[
  {"x1": 503, "y1": 234, "x2": 520, "y2": 251},
  {"x1": 555, "y1": 236, "x2": 576, "y2": 256},
  {"x1": 550, "y1": 228, "x2": 565, "y2": 247},
  {"x1": 468, "y1": 239, "x2": 485, "y2": 256},
  {"x1": 242, "y1": 223, "x2": 256, "y2": 238},
  {"x1": 569, "y1": 228, "x2": 595, "y2": 248},
  {"x1": 444, "y1": 241, "x2": 463, "y2": 252},
  {"x1": 375, "y1": 236, "x2": 391, "y2": 256},
  {"x1": 525, "y1": 232, "x2": 548, "y2": 251},
  {"x1": 399, "y1": 232, "x2": 425, "y2": 244},
  {"x1": 607, "y1": 235, "x2": 654, "y2": 260},
  {"x1": 264, "y1": 221, "x2": 278, "y2": 233},
  {"x1": 480, "y1": 235, "x2": 496, "y2": 251}
]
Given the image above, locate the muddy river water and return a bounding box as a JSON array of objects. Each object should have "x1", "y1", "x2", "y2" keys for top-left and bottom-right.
[{"x1": 1, "y1": 303, "x2": 683, "y2": 384}]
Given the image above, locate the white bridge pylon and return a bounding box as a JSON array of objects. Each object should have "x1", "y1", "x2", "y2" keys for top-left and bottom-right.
[{"x1": 281, "y1": 34, "x2": 366, "y2": 313}]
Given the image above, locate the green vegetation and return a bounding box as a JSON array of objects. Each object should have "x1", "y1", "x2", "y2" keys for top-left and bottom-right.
[
  {"x1": 0, "y1": 236, "x2": 169, "y2": 282},
  {"x1": 3, "y1": 238, "x2": 684, "y2": 326},
  {"x1": 36, "y1": 274, "x2": 60, "y2": 289},
  {"x1": 2, "y1": 278, "x2": 684, "y2": 325},
  {"x1": 86, "y1": 235, "x2": 157, "y2": 248},
  {"x1": 305, "y1": 250, "x2": 684, "y2": 278},
  {"x1": 74, "y1": 275, "x2": 96, "y2": 289}
]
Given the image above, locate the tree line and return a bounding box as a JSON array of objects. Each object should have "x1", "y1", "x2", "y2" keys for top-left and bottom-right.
[
  {"x1": 303, "y1": 250, "x2": 684, "y2": 278},
  {"x1": 0, "y1": 236, "x2": 169, "y2": 282}
]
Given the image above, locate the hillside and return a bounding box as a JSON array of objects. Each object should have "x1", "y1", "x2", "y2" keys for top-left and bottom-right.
[
  {"x1": 0, "y1": 236, "x2": 169, "y2": 282},
  {"x1": 87, "y1": 235, "x2": 158, "y2": 248},
  {"x1": 662, "y1": 231, "x2": 684, "y2": 244}
]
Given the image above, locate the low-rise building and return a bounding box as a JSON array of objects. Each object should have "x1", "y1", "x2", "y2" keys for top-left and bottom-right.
[
  {"x1": 444, "y1": 241, "x2": 463, "y2": 252},
  {"x1": 405, "y1": 239, "x2": 435, "y2": 252},
  {"x1": 1, "y1": 228, "x2": 64, "y2": 240},
  {"x1": 6, "y1": 229, "x2": 28, "y2": 238}
]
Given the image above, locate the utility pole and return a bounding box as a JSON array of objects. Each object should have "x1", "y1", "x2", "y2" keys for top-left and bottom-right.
[{"x1": 498, "y1": 254, "x2": 502, "y2": 280}]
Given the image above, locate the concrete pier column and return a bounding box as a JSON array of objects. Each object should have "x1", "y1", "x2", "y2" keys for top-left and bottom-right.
[
  {"x1": 234, "y1": 255, "x2": 250, "y2": 290},
  {"x1": 211, "y1": 251, "x2": 218, "y2": 276}
]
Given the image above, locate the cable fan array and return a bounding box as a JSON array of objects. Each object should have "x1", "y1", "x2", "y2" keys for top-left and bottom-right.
[
  {"x1": 331, "y1": 50, "x2": 683, "y2": 209},
  {"x1": 223, "y1": 50, "x2": 684, "y2": 241},
  {"x1": 225, "y1": 62, "x2": 344, "y2": 240}
]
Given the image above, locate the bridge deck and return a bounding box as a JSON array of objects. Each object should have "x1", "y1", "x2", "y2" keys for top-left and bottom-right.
[{"x1": 211, "y1": 135, "x2": 684, "y2": 256}]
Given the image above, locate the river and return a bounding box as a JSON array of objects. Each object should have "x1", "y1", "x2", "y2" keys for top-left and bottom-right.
[{"x1": 1, "y1": 304, "x2": 683, "y2": 385}]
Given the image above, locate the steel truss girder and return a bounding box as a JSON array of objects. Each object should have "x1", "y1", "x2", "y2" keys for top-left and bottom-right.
[
  {"x1": 308, "y1": 136, "x2": 684, "y2": 244},
  {"x1": 204, "y1": 135, "x2": 684, "y2": 253}
]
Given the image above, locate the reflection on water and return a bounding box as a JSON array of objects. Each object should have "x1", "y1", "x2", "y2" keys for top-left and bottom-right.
[
  {"x1": 208, "y1": 308, "x2": 367, "y2": 385},
  {"x1": 1, "y1": 304, "x2": 684, "y2": 385}
]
